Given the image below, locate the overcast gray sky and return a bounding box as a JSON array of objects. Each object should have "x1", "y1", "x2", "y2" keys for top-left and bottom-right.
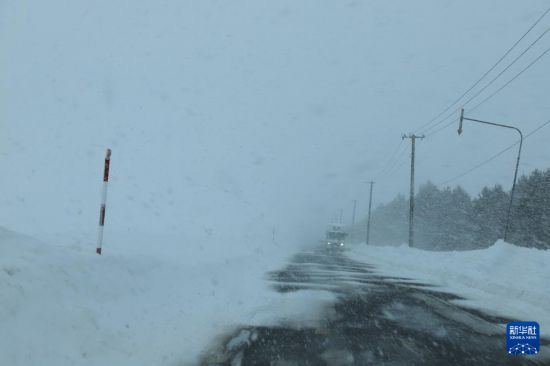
[{"x1": 1, "y1": 0, "x2": 549, "y2": 247}]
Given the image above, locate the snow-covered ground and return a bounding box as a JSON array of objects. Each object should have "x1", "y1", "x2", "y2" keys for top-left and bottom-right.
[
  {"x1": 0, "y1": 226, "x2": 330, "y2": 366},
  {"x1": 4, "y1": 225, "x2": 548, "y2": 365},
  {"x1": 346, "y1": 240, "x2": 550, "y2": 339}
]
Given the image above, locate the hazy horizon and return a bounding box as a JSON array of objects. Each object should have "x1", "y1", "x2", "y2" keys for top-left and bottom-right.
[{"x1": 1, "y1": 0, "x2": 549, "y2": 248}]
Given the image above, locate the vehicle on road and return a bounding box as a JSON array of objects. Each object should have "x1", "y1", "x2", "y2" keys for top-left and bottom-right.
[{"x1": 325, "y1": 223, "x2": 348, "y2": 250}]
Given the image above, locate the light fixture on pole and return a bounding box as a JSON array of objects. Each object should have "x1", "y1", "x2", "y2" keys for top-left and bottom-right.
[{"x1": 458, "y1": 108, "x2": 523, "y2": 241}]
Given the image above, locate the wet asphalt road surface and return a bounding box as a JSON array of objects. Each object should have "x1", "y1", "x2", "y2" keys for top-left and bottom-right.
[{"x1": 200, "y1": 247, "x2": 547, "y2": 365}]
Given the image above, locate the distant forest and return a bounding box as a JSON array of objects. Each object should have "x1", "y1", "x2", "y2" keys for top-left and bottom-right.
[{"x1": 351, "y1": 168, "x2": 550, "y2": 250}]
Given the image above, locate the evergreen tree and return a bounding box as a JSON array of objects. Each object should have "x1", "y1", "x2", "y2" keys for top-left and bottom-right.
[
  {"x1": 368, "y1": 194, "x2": 408, "y2": 246},
  {"x1": 448, "y1": 186, "x2": 476, "y2": 249},
  {"x1": 510, "y1": 169, "x2": 550, "y2": 249},
  {"x1": 356, "y1": 168, "x2": 550, "y2": 250},
  {"x1": 415, "y1": 182, "x2": 444, "y2": 249},
  {"x1": 472, "y1": 185, "x2": 508, "y2": 247}
]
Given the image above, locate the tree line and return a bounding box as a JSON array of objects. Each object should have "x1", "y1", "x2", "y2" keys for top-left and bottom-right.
[{"x1": 352, "y1": 168, "x2": 550, "y2": 250}]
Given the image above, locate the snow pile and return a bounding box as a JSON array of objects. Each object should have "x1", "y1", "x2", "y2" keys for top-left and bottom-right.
[
  {"x1": 347, "y1": 240, "x2": 550, "y2": 338},
  {"x1": 0, "y1": 226, "x2": 315, "y2": 366}
]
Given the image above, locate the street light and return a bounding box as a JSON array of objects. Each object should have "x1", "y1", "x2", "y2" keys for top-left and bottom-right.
[{"x1": 458, "y1": 108, "x2": 523, "y2": 241}]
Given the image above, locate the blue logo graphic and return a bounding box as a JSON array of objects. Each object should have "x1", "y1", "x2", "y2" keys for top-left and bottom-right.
[{"x1": 506, "y1": 321, "x2": 539, "y2": 355}]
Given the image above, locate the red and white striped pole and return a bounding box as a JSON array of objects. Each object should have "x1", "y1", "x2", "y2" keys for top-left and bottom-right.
[{"x1": 96, "y1": 148, "x2": 111, "y2": 255}]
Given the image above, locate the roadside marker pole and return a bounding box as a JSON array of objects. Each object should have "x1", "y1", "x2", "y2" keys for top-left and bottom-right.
[{"x1": 96, "y1": 148, "x2": 112, "y2": 255}]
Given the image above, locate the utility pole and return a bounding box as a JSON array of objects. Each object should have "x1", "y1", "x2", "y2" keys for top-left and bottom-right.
[
  {"x1": 402, "y1": 134, "x2": 424, "y2": 248},
  {"x1": 350, "y1": 199, "x2": 358, "y2": 243},
  {"x1": 351, "y1": 200, "x2": 357, "y2": 226},
  {"x1": 339, "y1": 209, "x2": 343, "y2": 224},
  {"x1": 366, "y1": 181, "x2": 374, "y2": 245}
]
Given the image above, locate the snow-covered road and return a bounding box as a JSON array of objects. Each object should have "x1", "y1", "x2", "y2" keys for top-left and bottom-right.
[{"x1": 201, "y1": 248, "x2": 548, "y2": 365}]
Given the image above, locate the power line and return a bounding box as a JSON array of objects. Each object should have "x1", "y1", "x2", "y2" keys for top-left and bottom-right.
[
  {"x1": 378, "y1": 144, "x2": 409, "y2": 179},
  {"x1": 422, "y1": 108, "x2": 460, "y2": 136},
  {"x1": 424, "y1": 117, "x2": 460, "y2": 138},
  {"x1": 377, "y1": 141, "x2": 407, "y2": 177},
  {"x1": 425, "y1": 42, "x2": 550, "y2": 138},
  {"x1": 469, "y1": 43, "x2": 550, "y2": 113},
  {"x1": 422, "y1": 25, "x2": 550, "y2": 136},
  {"x1": 384, "y1": 154, "x2": 409, "y2": 179},
  {"x1": 459, "y1": 25, "x2": 550, "y2": 109},
  {"x1": 415, "y1": 5, "x2": 550, "y2": 134},
  {"x1": 381, "y1": 144, "x2": 408, "y2": 177},
  {"x1": 440, "y1": 144, "x2": 517, "y2": 186},
  {"x1": 439, "y1": 118, "x2": 550, "y2": 185},
  {"x1": 376, "y1": 6, "x2": 550, "y2": 187},
  {"x1": 380, "y1": 140, "x2": 403, "y2": 175}
]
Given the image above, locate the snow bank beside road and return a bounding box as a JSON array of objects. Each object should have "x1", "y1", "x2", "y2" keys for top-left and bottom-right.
[
  {"x1": 0, "y1": 227, "x2": 300, "y2": 366},
  {"x1": 347, "y1": 241, "x2": 550, "y2": 338}
]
